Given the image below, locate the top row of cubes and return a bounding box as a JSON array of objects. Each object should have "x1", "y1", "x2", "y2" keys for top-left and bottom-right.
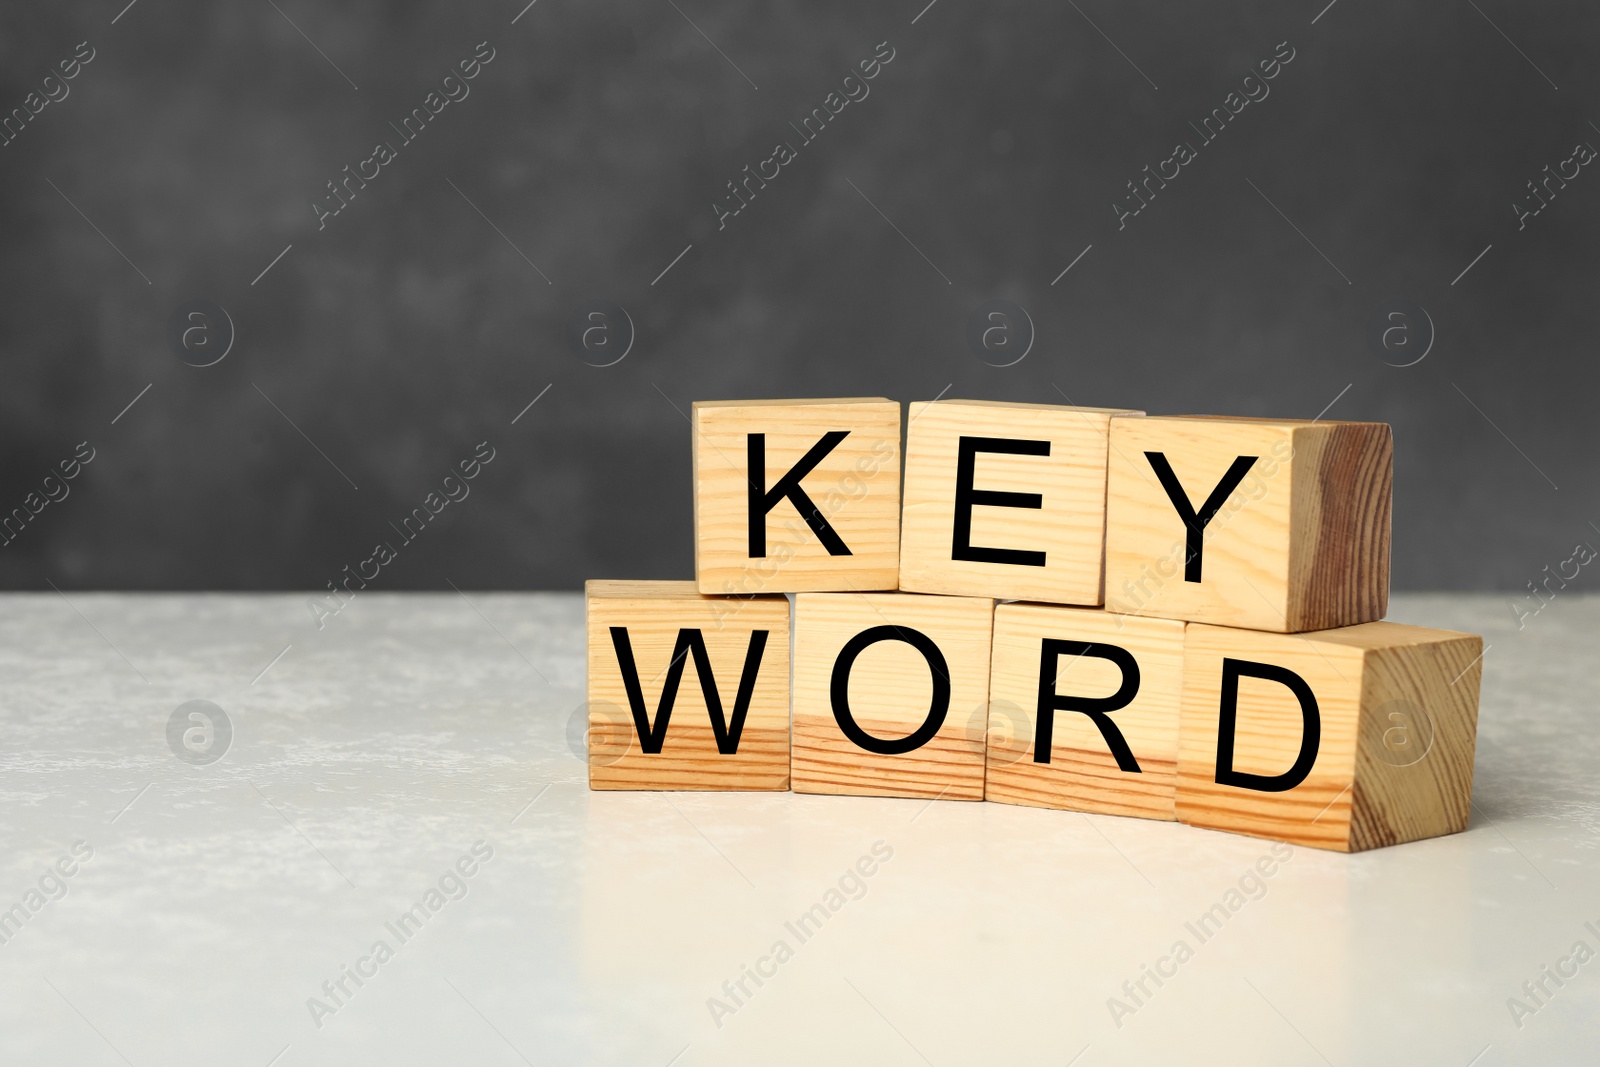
[{"x1": 692, "y1": 398, "x2": 1392, "y2": 634}]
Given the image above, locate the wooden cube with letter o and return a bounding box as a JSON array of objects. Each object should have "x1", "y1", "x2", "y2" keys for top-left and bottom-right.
[
  {"x1": 693, "y1": 398, "x2": 902, "y2": 595},
  {"x1": 791, "y1": 592, "x2": 994, "y2": 800},
  {"x1": 585, "y1": 580, "x2": 790, "y2": 791},
  {"x1": 1104, "y1": 416, "x2": 1392, "y2": 632},
  {"x1": 1176, "y1": 620, "x2": 1483, "y2": 851}
]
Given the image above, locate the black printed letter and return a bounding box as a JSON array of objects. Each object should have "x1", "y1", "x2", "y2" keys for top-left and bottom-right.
[
  {"x1": 748, "y1": 431, "x2": 851, "y2": 557},
  {"x1": 1033, "y1": 639, "x2": 1141, "y2": 770},
  {"x1": 1214, "y1": 658, "x2": 1320, "y2": 792},
  {"x1": 609, "y1": 627, "x2": 770, "y2": 754},
  {"x1": 952, "y1": 436, "x2": 1050, "y2": 567},
  {"x1": 830, "y1": 625, "x2": 949, "y2": 754},
  {"x1": 1144, "y1": 451, "x2": 1258, "y2": 582}
]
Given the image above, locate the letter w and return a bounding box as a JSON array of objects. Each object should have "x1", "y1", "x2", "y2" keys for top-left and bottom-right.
[{"x1": 609, "y1": 627, "x2": 770, "y2": 754}]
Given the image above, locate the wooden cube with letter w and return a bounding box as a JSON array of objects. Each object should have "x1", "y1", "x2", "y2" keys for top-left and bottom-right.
[{"x1": 585, "y1": 580, "x2": 790, "y2": 790}]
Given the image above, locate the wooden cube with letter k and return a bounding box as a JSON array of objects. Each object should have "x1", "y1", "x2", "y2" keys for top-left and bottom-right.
[
  {"x1": 1176, "y1": 621, "x2": 1483, "y2": 851},
  {"x1": 694, "y1": 398, "x2": 902, "y2": 594},
  {"x1": 585, "y1": 581, "x2": 790, "y2": 790},
  {"x1": 1104, "y1": 416, "x2": 1392, "y2": 632}
]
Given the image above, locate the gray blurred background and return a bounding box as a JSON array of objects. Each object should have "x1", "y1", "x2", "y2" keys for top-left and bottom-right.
[{"x1": 0, "y1": 0, "x2": 1593, "y2": 594}]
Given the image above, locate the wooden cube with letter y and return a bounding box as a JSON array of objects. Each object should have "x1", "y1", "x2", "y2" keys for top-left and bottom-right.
[
  {"x1": 1104, "y1": 416, "x2": 1392, "y2": 632},
  {"x1": 1176, "y1": 621, "x2": 1483, "y2": 851},
  {"x1": 585, "y1": 580, "x2": 790, "y2": 791},
  {"x1": 693, "y1": 398, "x2": 902, "y2": 594},
  {"x1": 791, "y1": 592, "x2": 994, "y2": 800},
  {"x1": 899, "y1": 399, "x2": 1144, "y2": 605},
  {"x1": 985, "y1": 603, "x2": 1185, "y2": 820}
]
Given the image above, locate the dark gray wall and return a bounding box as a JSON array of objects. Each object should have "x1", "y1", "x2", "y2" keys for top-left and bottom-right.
[{"x1": 0, "y1": 0, "x2": 1594, "y2": 593}]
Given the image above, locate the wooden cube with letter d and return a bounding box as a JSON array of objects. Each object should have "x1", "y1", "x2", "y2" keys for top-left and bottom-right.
[
  {"x1": 791, "y1": 592, "x2": 994, "y2": 800},
  {"x1": 694, "y1": 398, "x2": 902, "y2": 594},
  {"x1": 1104, "y1": 416, "x2": 1392, "y2": 632},
  {"x1": 985, "y1": 603, "x2": 1185, "y2": 820},
  {"x1": 899, "y1": 399, "x2": 1144, "y2": 605},
  {"x1": 585, "y1": 580, "x2": 790, "y2": 791},
  {"x1": 1176, "y1": 621, "x2": 1483, "y2": 851}
]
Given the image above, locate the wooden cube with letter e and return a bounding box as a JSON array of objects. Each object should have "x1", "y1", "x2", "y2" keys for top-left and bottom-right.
[
  {"x1": 791, "y1": 592, "x2": 994, "y2": 800},
  {"x1": 585, "y1": 580, "x2": 790, "y2": 791},
  {"x1": 1176, "y1": 620, "x2": 1483, "y2": 851},
  {"x1": 899, "y1": 399, "x2": 1144, "y2": 605},
  {"x1": 985, "y1": 603, "x2": 1185, "y2": 820},
  {"x1": 1104, "y1": 416, "x2": 1392, "y2": 632},
  {"x1": 693, "y1": 398, "x2": 902, "y2": 594}
]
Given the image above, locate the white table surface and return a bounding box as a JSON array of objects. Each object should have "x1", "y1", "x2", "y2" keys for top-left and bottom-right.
[{"x1": 0, "y1": 591, "x2": 1594, "y2": 1066}]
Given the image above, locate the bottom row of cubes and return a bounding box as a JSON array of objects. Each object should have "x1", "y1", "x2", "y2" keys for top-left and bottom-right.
[{"x1": 585, "y1": 580, "x2": 1483, "y2": 853}]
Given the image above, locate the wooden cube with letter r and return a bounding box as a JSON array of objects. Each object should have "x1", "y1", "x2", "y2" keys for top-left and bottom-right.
[
  {"x1": 986, "y1": 603, "x2": 1185, "y2": 820},
  {"x1": 1176, "y1": 620, "x2": 1483, "y2": 851},
  {"x1": 585, "y1": 580, "x2": 790, "y2": 791},
  {"x1": 899, "y1": 399, "x2": 1144, "y2": 605},
  {"x1": 791, "y1": 592, "x2": 994, "y2": 800},
  {"x1": 1104, "y1": 416, "x2": 1392, "y2": 632},
  {"x1": 694, "y1": 398, "x2": 902, "y2": 594}
]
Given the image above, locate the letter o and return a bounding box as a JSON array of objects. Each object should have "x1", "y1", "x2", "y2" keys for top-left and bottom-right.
[{"x1": 830, "y1": 625, "x2": 950, "y2": 754}]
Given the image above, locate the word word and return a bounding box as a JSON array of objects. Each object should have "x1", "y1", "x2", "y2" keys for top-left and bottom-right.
[
  {"x1": 1514, "y1": 141, "x2": 1596, "y2": 231},
  {"x1": 1114, "y1": 40, "x2": 1296, "y2": 230},
  {"x1": 1510, "y1": 537, "x2": 1596, "y2": 630},
  {"x1": 0, "y1": 841, "x2": 96, "y2": 948},
  {"x1": 0, "y1": 442, "x2": 96, "y2": 547},
  {"x1": 307, "y1": 841, "x2": 494, "y2": 1028},
  {"x1": 706, "y1": 840, "x2": 894, "y2": 1028},
  {"x1": 308, "y1": 441, "x2": 497, "y2": 629},
  {"x1": 712, "y1": 41, "x2": 896, "y2": 232},
  {"x1": 1506, "y1": 922, "x2": 1600, "y2": 1029},
  {"x1": 1, "y1": 41, "x2": 95, "y2": 148},
  {"x1": 313, "y1": 42, "x2": 497, "y2": 230}
]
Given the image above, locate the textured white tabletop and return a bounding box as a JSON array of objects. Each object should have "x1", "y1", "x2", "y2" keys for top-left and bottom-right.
[{"x1": 0, "y1": 592, "x2": 1594, "y2": 1066}]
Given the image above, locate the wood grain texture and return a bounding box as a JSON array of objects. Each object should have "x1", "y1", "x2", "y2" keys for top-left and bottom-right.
[
  {"x1": 586, "y1": 580, "x2": 790, "y2": 791},
  {"x1": 1104, "y1": 416, "x2": 1391, "y2": 633},
  {"x1": 1176, "y1": 621, "x2": 1482, "y2": 852},
  {"x1": 985, "y1": 603, "x2": 1184, "y2": 820},
  {"x1": 898, "y1": 399, "x2": 1143, "y2": 605},
  {"x1": 791, "y1": 592, "x2": 993, "y2": 800},
  {"x1": 693, "y1": 399, "x2": 902, "y2": 594}
]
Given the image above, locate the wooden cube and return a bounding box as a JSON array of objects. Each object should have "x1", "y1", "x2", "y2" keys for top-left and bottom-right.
[
  {"x1": 585, "y1": 580, "x2": 790, "y2": 790},
  {"x1": 1176, "y1": 621, "x2": 1483, "y2": 851},
  {"x1": 1104, "y1": 416, "x2": 1392, "y2": 632},
  {"x1": 899, "y1": 399, "x2": 1144, "y2": 605},
  {"x1": 693, "y1": 399, "x2": 902, "y2": 594},
  {"x1": 985, "y1": 603, "x2": 1185, "y2": 820},
  {"x1": 791, "y1": 592, "x2": 994, "y2": 800}
]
